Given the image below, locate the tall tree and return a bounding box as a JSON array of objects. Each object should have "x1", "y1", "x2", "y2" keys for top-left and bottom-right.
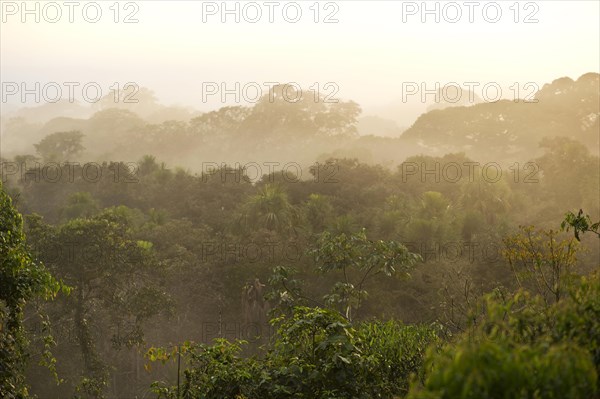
[
  {"x1": 0, "y1": 182, "x2": 62, "y2": 397},
  {"x1": 26, "y1": 208, "x2": 169, "y2": 398}
]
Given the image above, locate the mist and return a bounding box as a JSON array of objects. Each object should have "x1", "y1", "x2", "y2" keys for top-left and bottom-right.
[{"x1": 1, "y1": 1, "x2": 599, "y2": 399}]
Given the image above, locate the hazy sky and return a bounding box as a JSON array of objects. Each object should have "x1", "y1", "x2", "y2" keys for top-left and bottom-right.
[{"x1": 1, "y1": 0, "x2": 599, "y2": 111}]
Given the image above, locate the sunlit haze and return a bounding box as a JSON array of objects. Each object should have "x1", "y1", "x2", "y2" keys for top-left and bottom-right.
[{"x1": 2, "y1": 1, "x2": 599, "y2": 110}]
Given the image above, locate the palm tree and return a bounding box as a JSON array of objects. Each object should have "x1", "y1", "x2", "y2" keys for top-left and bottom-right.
[{"x1": 240, "y1": 184, "x2": 297, "y2": 234}]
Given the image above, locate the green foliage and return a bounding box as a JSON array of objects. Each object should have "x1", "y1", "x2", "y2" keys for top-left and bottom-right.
[
  {"x1": 355, "y1": 320, "x2": 442, "y2": 398},
  {"x1": 303, "y1": 194, "x2": 335, "y2": 233},
  {"x1": 25, "y1": 207, "x2": 170, "y2": 398},
  {"x1": 561, "y1": 209, "x2": 600, "y2": 240},
  {"x1": 407, "y1": 216, "x2": 600, "y2": 398},
  {"x1": 169, "y1": 339, "x2": 256, "y2": 399},
  {"x1": 410, "y1": 340, "x2": 595, "y2": 399},
  {"x1": 148, "y1": 307, "x2": 439, "y2": 399},
  {"x1": 311, "y1": 228, "x2": 421, "y2": 319},
  {"x1": 502, "y1": 226, "x2": 579, "y2": 304},
  {"x1": 266, "y1": 265, "x2": 308, "y2": 316},
  {"x1": 266, "y1": 307, "x2": 362, "y2": 398},
  {"x1": 239, "y1": 184, "x2": 297, "y2": 235},
  {"x1": 59, "y1": 191, "x2": 100, "y2": 220},
  {"x1": 0, "y1": 182, "x2": 65, "y2": 398},
  {"x1": 2, "y1": 73, "x2": 599, "y2": 398},
  {"x1": 536, "y1": 138, "x2": 600, "y2": 212},
  {"x1": 552, "y1": 273, "x2": 600, "y2": 379},
  {"x1": 2, "y1": 126, "x2": 598, "y2": 397},
  {"x1": 408, "y1": 274, "x2": 600, "y2": 399}
]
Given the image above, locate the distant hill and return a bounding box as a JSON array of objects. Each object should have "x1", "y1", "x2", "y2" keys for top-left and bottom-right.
[
  {"x1": 2, "y1": 75, "x2": 597, "y2": 168},
  {"x1": 1, "y1": 100, "x2": 93, "y2": 123},
  {"x1": 400, "y1": 73, "x2": 600, "y2": 161}
]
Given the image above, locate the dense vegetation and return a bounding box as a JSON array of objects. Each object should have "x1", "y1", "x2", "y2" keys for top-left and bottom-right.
[{"x1": 0, "y1": 74, "x2": 599, "y2": 398}]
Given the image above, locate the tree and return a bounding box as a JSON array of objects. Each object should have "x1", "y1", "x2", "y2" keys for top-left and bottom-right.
[
  {"x1": 239, "y1": 184, "x2": 297, "y2": 235},
  {"x1": 34, "y1": 131, "x2": 85, "y2": 162},
  {"x1": 26, "y1": 208, "x2": 169, "y2": 398},
  {"x1": 408, "y1": 275, "x2": 600, "y2": 399},
  {"x1": 0, "y1": 182, "x2": 63, "y2": 397},
  {"x1": 59, "y1": 192, "x2": 100, "y2": 220},
  {"x1": 409, "y1": 216, "x2": 600, "y2": 398},
  {"x1": 303, "y1": 193, "x2": 335, "y2": 233},
  {"x1": 536, "y1": 137, "x2": 600, "y2": 211},
  {"x1": 314, "y1": 100, "x2": 362, "y2": 137},
  {"x1": 147, "y1": 307, "x2": 439, "y2": 399},
  {"x1": 459, "y1": 177, "x2": 512, "y2": 225},
  {"x1": 240, "y1": 84, "x2": 362, "y2": 148},
  {"x1": 503, "y1": 226, "x2": 579, "y2": 305},
  {"x1": 310, "y1": 229, "x2": 421, "y2": 320}
]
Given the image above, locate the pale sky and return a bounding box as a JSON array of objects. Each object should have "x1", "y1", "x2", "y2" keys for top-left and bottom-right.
[{"x1": 1, "y1": 0, "x2": 599, "y2": 111}]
